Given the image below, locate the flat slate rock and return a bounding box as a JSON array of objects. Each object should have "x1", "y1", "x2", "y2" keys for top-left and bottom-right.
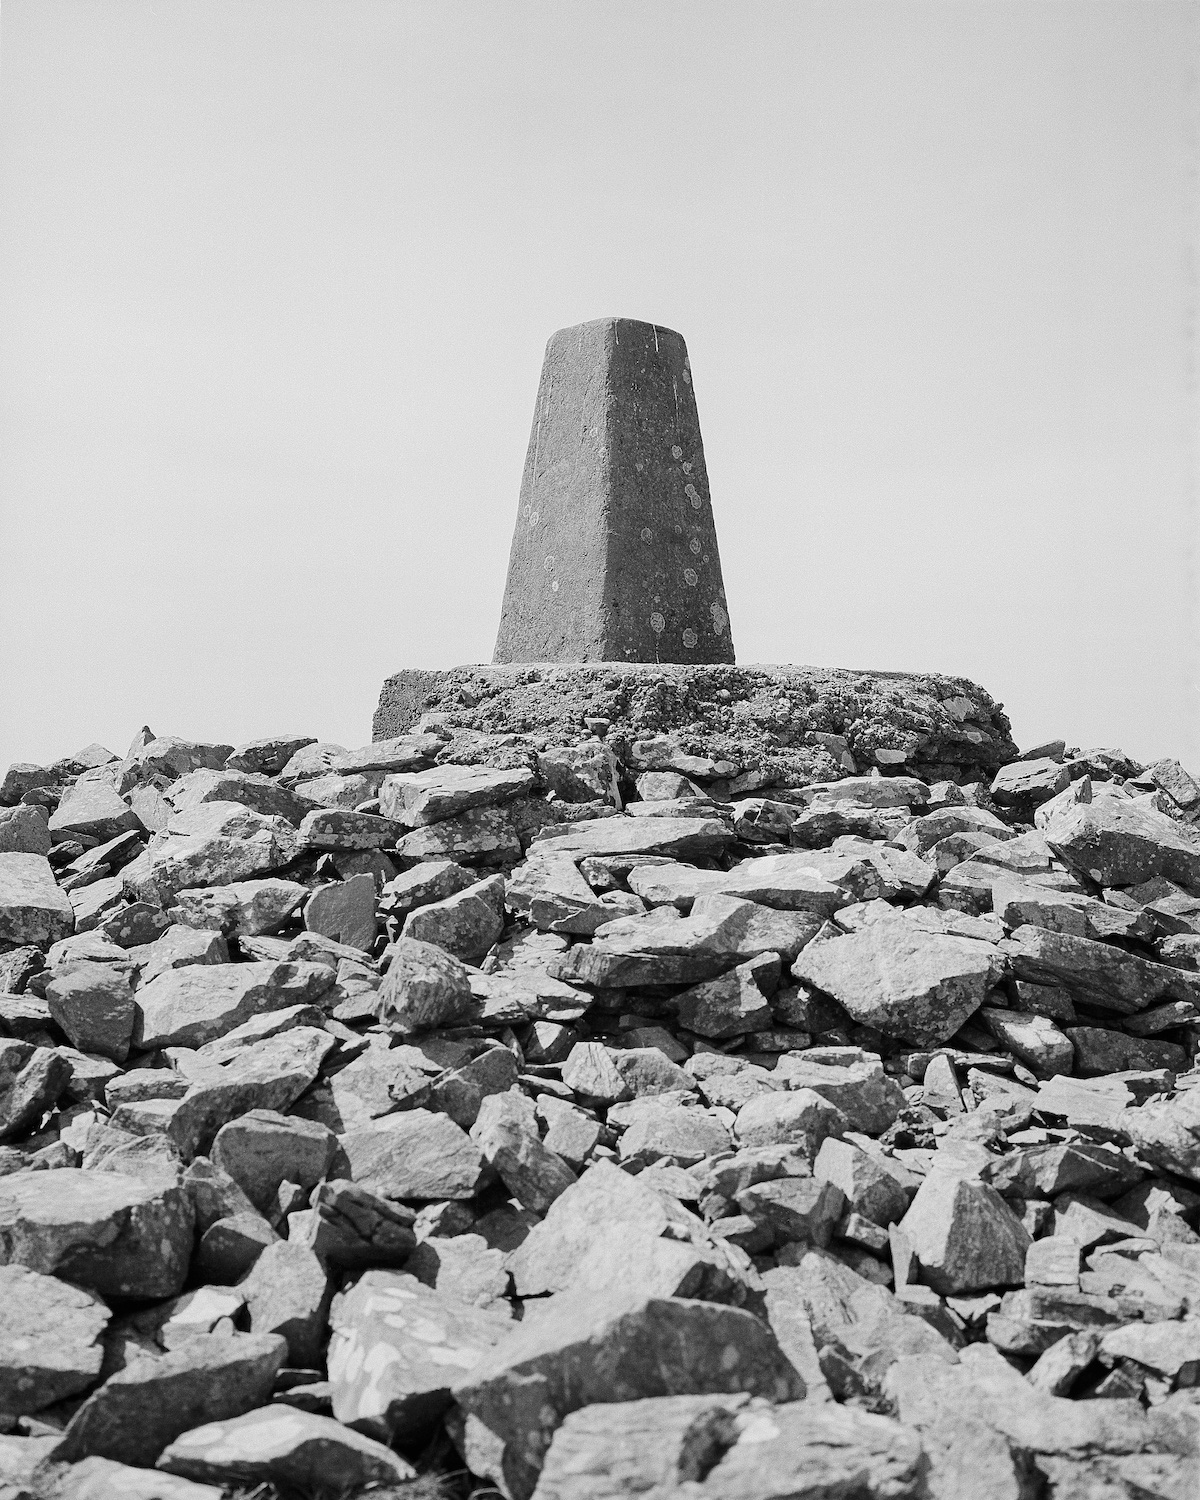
[
  {"x1": 59, "y1": 1330, "x2": 287, "y2": 1467},
  {"x1": 327, "y1": 1269, "x2": 512, "y2": 1443},
  {"x1": 0, "y1": 1168, "x2": 193, "y2": 1299},
  {"x1": 156, "y1": 1403, "x2": 415, "y2": 1489},
  {"x1": 0, "y1": 1262, "x2": 110, "y2": 1414}
]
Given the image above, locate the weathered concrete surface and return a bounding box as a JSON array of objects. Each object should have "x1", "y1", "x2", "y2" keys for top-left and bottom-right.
[
  {"x1": 373, "y1": 663, "x2": 1017, "y2": 785},
  {"x1": 493, "y1": 319, "x2": 734, "y2": 666}
]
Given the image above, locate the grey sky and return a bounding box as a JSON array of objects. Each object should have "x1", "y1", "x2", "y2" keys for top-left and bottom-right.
[{"x1": 2, "y1": 0, "x2": 1196, "y2": 772}]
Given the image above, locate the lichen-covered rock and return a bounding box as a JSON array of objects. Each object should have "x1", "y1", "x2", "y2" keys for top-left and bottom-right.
[
  {"x1": 328, "y1": 1270, "x2": 511, "y2": 1443},
  {"x1": 0, "y1": 1169, "x2": 193, "y2": 1298}
]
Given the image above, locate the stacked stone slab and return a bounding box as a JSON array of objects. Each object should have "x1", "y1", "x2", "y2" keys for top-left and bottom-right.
[{"x1": 493, "y1": 318, "x2": 734, "y2": 665}]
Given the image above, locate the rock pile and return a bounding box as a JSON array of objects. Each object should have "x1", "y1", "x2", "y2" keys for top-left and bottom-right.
[{"x1": 2, "y1": 722, "x2": 1200, "y2": 1498}]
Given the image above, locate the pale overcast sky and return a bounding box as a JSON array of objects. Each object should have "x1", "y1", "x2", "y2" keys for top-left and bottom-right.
[{"x1": 2, "y1": 0, "x2": 1196, "y2": 773}]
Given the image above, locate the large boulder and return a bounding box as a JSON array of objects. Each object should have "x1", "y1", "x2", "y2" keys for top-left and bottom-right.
[
  {"x1": 156, "y1": 1404, "x2": 414, "y2": 1490},
  {"x1": 899, "y1": 1174, "x2": 1031, "y2": 1295},
  {"x1": 0, "y1": 1169, "x2": 193, "y2": 1299},
  {"x1": 340, "y1": 1109, "x2": 488, "y2": 1200},
  {"x1": 1044, "y1": 797, "x2": 1200, "y2": 888},
  {"x1": 0, "y1": 852, "x2": 74, "y2": 946},
  {"x1": 379, "y1": 763, "x2": 537, "y2": 825},
  {"x1": 134, "y1": 960, "x2": 334, "y2": 1049},
  {"x1": 121, "y1": 803, "x2": 298, "y2": 907},
  {"x1": 0, "y1": 1040, "x2": 72, "y2": 1142},
  {"x1": 452, "y1": 1291, "x2": 805, "y2": 1500},
  {"x1": 374, "y1": 937, "x2": 476, "y2": 1035},
  {"x1": 327, "y1": 1270, "x2": 512, "y2": 1444},
  {"x1": 0, "y1": 1263, "x2": 110, "y2": 1415},
  {"x1": 58, "y1": 1331, "x2": 287, "y2": 1467},
  {"x1": 791, "y1": 909, "x2": 1002, "y2": 1045}
]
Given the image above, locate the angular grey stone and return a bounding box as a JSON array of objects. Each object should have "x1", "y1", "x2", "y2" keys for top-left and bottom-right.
[
  {"x1": 406, "y1": 1231, "x2": 511, "y2": 1310},
  {"x1": 493, "y1": 319, "x2": 733, "y2": 666},
  {"x1": 46, "y1": 962, "x2": 136, "y2": 1062},
  {"x1": 453, "y1": 1291, "x2": 801, "y2": 1500},
  {"x1": 1068, "y1": 1025, "x2": 1187, "y2": 1076},
  {"x1": 303, "y1": 1180, "x2": 417, "y2": 1269},
  {"x1": 167, "y1": 1026, "x2": 337, "y2": 1161},
  {"x1": 0, "y1": 1263, "x2": 109, "y2": 1414},
  {"x1": 0, "y1": 1039, "x2": 71, "y2": 1142},
  {"x1": 550, "y1": 895, "x2": 819, "y2": 990},
  {"x1": 58, "y1": 1330, "x2": 286, "y2": 1468},
  {"x1": 990, "y1": 758, "x2": 1070, "y2": 809},
  {"x1": 48, "y1": 1455, "x2": 226, "y2": 1498},
  {"x1": 735, "y1": 1177, "x2": 845, "y2": 1249},
  {"x1": 0, "y1": 852, "x2": 74, "y2": 946},
  {"x1": 164, "y1": 769, "x2": 315, "y2": 826},
  {"x1": 1044, "y1": 797, "x2": 1200, "y2": 889},
  {"x1": 674, "y1": 956, "x2": 775, "y2": 1038},
  {"x1": 168, "y1": 879, "x2": 307, "y2": 938},
  {"x1": 1002, "y1": 923, "x2": 1200, "y2": 1014},
  {"x1": 303, "y1": 873, "x2": 377, "y2": 954},
  {"x1": 734, "y1": 1089, "x2": 849, "y2": 1158},
  {"x1": 118, "y1": 736, "x2": 235, "y2": 793},
  {"x1": 121, "y1": 803, "x2": 298, "y2": 908},
  {"x1": 328, "y1": 734, "x2": 443, "y2": 779},
  {"x1": 295, "y1": 806, "x2": 405, "y2": 851},
  {"x1": 792, "y1": 909, "x2": 1002, "y2": 1046},
  {"x1": 395, "y1": 804, "x2": 524, "y2": 866},
  {"x1": 374, "y1": 936, "x2": 475, "y2": 1035},
  {"x1": 402, "y1": 872, "x2": 505, "y2": 964},
  {"x1": 626, "y1": 850, "x2": 884, "y2": 917},
  {"x1": 471, "y1": 1092, "x2": 577, "y2": 1214},
  {"x1": 980, "y1": 1007, "x2": 1073, "y2": 1079},
  {"x1": 195, "y1": 1213, "x2": 279, "y2": 1283},
  {"x1": 813, "y1": 1138, "x2": 913, "y2": 1228},
  {"x1": 1124, "y1": 1089, "x2": 1200, "y2": 1183},
  {"x1": 774, "y1": 1055, "x2": 906, "y2": 1136},
  {"x1": 211, "y1": 1109, "x2": 338, "y2": 1214},
  {"x1": 899, "y1": 1174, "x2": 1030, "y2": 1295},
  {"x1": 225, "y1": 735, "x2": 318, "y2": 777},
  {"x1": 156, "y1": 1403, "x2": 414, "y2": 1490},
  {"x1": 532, "y1": 817, "x2": 734, "y2": 864},
  {"x1": 327, "y1": 1269, "x2": 511, "y2": 1443},
  {"x1": 49, "y1": 782, "x2": 144, "y2": 843},
  {"x1": 616, "y1": 1098, "x2": 731, "y2": 1168},
  {"x1": 537, "y1": 743, "x2": 621, "y2": 806},
  {"x1": 379, "y1": 859, "x2": 476, "y2": 918},
  {"x1": 531, "y1": 1394, "x2": 746, "y2": 1500},
  {"x1": 686, "y1": 1400, "x2": 928, "y2": 1500},
  {"x1": 340, "y1": 1108, "x2": 488, "y2": 1200},
  {"x1": 134, "y1": 960, "x2": 333, "y2": 1050},
  {"x1": 136, "y1": 924, "x2": 230, "y2": 987},
  {"x1": 379, "y1": 763, "x2": 536, "y2": 826},
  {"x1": 0, "y1": 1168, "x2": 192, "y2": 1298},
  {"x1": 0, "y1": 804, "x2": 52, "y2": 856},
  {"x1": 238, "y1": 1240, "x2": 331, "y2": 1367}
]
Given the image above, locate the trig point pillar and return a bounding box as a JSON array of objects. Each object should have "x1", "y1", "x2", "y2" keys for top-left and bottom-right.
[{"x1": 493, "y1": 318, "x2": 735, "y2": 664}]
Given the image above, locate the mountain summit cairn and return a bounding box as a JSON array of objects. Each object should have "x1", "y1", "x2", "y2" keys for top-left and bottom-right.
[{"x1": 493, "y1": 317, "x2": 735, "y2": 665}]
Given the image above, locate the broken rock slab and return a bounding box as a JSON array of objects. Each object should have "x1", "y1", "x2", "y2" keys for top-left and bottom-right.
[
  {"x1": 327, "y1": 1269, "x2": 512, "y2": 1444},
  {"x1": 58, "y1": 1330, "x2": 287, "y2": 1468},
  {"x1": 121, "y1": 803, "x2": 297, "y2": 908},
  {"x1": 0, "y1": 1262, "x2": 110, "y2": 1415},
  {"x1": 452, "y1": 1290, "x2": 804, "y2": 1500},
  {"x1": 156, "y1": 1403, "x2": 414, "y2": 1490},
  {"x1": 792, "y1": 908, "x2": 1002, "y2": 1046},
  {"x1": 0, "y1": 1168, "x2": 193, "y2": 1298},
  {"x1": 0, "y1": 851, "x2": 75, "y2": 946}
]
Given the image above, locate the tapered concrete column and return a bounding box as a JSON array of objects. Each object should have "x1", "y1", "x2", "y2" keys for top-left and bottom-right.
[{"x1": 493, "y1": 318, "x2": 735, "y2": 664}]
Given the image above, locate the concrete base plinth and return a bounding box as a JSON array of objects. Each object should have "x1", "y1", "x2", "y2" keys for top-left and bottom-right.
[{"x1": 373, "y1": 663, "x2": 1016, "y2": 786}]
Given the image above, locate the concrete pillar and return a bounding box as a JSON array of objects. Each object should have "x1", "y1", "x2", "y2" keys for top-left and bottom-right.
[{"x1": 493, "y1": 318, "x2": 735, "y2": 664}]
